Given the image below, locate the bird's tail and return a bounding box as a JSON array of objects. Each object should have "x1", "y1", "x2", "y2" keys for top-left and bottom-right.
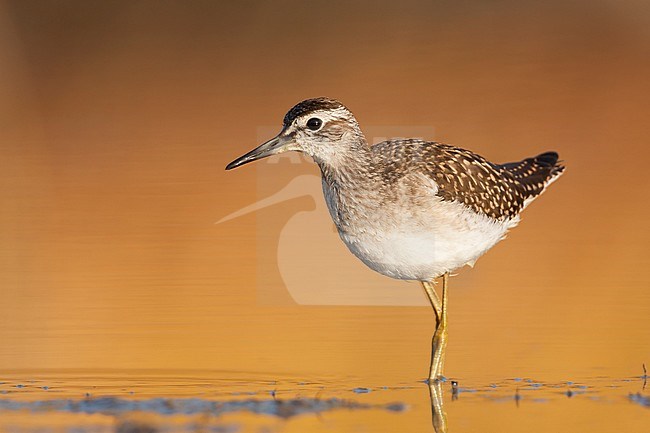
[
  {"x1": 499, "y1": 151, "x2": 565, "y2": 187},
  {"x1": 497, "y1": 151, "x2": 565, "y2": 212},
  {"x1": 534, "y1": 151, "x2": 566, "y2": 183}
]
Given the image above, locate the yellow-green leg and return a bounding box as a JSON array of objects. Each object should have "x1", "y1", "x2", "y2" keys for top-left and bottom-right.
[
  {"x1": 421, "y1": 273, "x2": 449, "y2": 382},
  {"x1": 421, "y1": 281, "x2": 441, "y2": 325}
]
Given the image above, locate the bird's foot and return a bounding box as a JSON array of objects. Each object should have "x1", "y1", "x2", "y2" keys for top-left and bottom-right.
[{"x1": 425, "y1": 375, "x2": 447, "y2": 385}]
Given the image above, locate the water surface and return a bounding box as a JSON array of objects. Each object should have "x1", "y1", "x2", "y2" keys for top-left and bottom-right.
[{"x1": 0, "y1": 371, "x2": 648, "y2": 432}]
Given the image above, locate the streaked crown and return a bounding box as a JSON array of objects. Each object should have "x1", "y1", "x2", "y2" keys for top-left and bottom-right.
[{"x1": 283, "y1": 97, "x2": 347, "y2": 127}]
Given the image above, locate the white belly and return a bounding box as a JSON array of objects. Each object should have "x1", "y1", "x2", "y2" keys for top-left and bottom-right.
[{"x1": 337, "y1": 200, "x2": 515, "y2": 281}]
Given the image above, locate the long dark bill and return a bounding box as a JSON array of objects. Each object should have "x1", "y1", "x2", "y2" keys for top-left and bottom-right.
[{"x1": 226, "y1": 135, "x2": 287, "y2": 170}]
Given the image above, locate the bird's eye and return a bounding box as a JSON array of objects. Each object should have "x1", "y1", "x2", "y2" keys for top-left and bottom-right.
[{"x1": 306, "y1": 118, "x2": 322, "y2": 131}]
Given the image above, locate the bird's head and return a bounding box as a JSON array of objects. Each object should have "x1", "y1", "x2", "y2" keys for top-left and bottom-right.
[{"x1": 226, "y1": 97, "x2": 365, "y2": 170}]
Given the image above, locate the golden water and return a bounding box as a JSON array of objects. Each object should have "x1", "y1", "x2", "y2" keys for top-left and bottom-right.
[{"x1": 1, "y1": 1, "x2": 649, "y2": 431}]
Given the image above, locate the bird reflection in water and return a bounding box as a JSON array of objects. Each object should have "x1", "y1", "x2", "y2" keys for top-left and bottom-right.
[{"x1": 428, "y1": 381, "x2": 448, "y2": 433}]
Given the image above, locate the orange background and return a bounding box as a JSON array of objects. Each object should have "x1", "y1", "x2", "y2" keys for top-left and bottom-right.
[{"x1": 1, "y1": 0, "x2": 649, "y2": 382}]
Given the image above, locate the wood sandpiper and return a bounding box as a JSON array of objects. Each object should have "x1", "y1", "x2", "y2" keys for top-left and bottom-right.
[{"x1": 226, "y1": 97, "x2": 565, "y2": 382}]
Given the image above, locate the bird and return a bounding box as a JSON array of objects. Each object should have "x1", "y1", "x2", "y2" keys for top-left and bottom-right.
[{"x1": 225, "y1": 97, "x2": 565, "y2": 381}]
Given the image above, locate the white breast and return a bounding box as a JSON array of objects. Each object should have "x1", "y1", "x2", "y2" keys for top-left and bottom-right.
[
  {"x1": 336, "y1": 196, "x2": 515, "y2": 281},
  {"x1": 323, "y1": 172, "x2": 517, "y2": 281}
]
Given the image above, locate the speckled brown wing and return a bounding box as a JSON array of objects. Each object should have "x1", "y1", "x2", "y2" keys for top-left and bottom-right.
[
  {"x1": 429, "y1": 145, "x2": 565, "y2": 220},
  {"x1": 372, "y1": 140, "x2": 564, "y2": 220}
]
